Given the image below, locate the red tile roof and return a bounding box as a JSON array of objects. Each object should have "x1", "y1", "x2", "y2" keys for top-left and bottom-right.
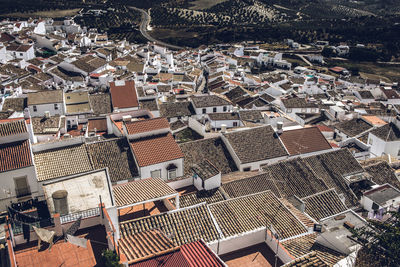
[
  {"x1": 181, "y1": 240, "x2": 225, "y2": 267},
  {"x1": 316, "y1": 124, "x2": 334, "y2": 132},
  {"x1": 110, "y1": 80, "x2": 138, "y2": 109},
  {"x1": 0, "y1": 140, "x2": 32, "y2": 172},
  {"x1": 131, "y1": 240, "x2": 224, "y2": 267},
  {"x1": 279, "y1": 127, "x2": 332, "y2": 156},
  {"x1": 130, "y1": 133, "x2": 184, "y2": 167},
  {"x1": 0, "y1": 119, "x2": 27, "y2": 137},
  {"x1": 125, "y1": 117, "x2": 170, "y2": 135}
]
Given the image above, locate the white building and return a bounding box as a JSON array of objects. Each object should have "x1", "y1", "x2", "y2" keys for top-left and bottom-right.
[
  {"x1": 28, "y1": 90, "x2": 65, "y2": 117},
  {"x1": 0, "y1": 120, "x2": 39, "y2": 211},
  {"x1": 361, "y1": 184, "x2": 400, "y2": 213}
]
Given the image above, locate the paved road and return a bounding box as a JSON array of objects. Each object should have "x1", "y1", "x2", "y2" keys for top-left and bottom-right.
[{"x1": 129, "y1": 6, "x2": 184, "y2": 50}]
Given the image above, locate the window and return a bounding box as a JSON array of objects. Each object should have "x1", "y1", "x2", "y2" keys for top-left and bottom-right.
[
  {"x1": 223, "y1": 106, "x2": 227, "y2": 112},
  {"x1": 398, "y1": 150, "x2": 400, "y2": 157},
  {"x1": 54, "y1": 104, "x2": 58, "y2": 110},
  {"x1": 287, "y1": 108, "x2": 292, "y2": 113},
  {"x1": 167, "y1": 164, "x2": 177, "y2": 180},
  {"x1": 301, "y1": 108, "x2": 307, "y2": 113},
  {"x1": 243, "y1": 167, "x2": 251, "y2": 172},
  {"x1": 233, "y1": 122, "x2": 238, "y2": 127},
  {"x1": 151, "y1": 169, "x2": 161, "y2": 179},
  {"x1": 168, "y1": 169, "x2": 177, "y2": 179},
  {"x1": 33, "y1": 105, "x2": 37, "y2": 112},
  {"x1": 213, "y1": 107, "x2": 217, "y2": 113},
  {"x1": 369, "y1": 138, "x2": 373, "y2": 145},
  {"x1": 14, "y1": 176, "x2": 30, "y2": 198},
  {"x1": 20, "y1": 53, "x2": 23, "y2": 56},
  {"x1": 202, "y1": 108, "x2": 206, "y2": 114}
]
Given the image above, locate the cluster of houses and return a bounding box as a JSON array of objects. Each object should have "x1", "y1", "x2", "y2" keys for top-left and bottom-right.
[{"x1": 1, "y1": 15, "x2": 400, "y2": 267}]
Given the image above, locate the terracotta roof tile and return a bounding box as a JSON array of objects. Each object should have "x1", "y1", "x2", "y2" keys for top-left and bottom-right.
[
  {"x1": 282, "y1": 251, "x2": 328, "y2": 267},
  {"x1": 120, "y1": 204, "x2": 220, "y2": 246},
  {"x1": 170, "y1": 188, "x2": 226, "y2": 208},
  {"x1": 34, "y1": 144, "x2": 93, "y2": 181},
  {"x1": 302, "y1": 189, "x2": 348, "y2": 221},
  {"x1": 281, "y1": 234, "x2": 345, "y2": 266},
  {"x1": 0, "y1": 140, "x2": 32, "y2": 172},
  {"x1": 119, "y1": 230, "x2": 177, "y2": 263},
  {"x1": 180, "y1": 137, "x2": 237, "y2": 175},
  {"x1": 86, "y1": 138, "x2": 138, "y2": 182},
  {"x1": 125, "y1": 117, "x2": 169, "y2": 135},
  {"x1": 279, "y1": 127, "x2": 332, "y2": 156},
  {"x1": 209, "y1": 190, "x2": 308, "y2": 239},
  {"x1": 223, "y1": 126, "x2": 288, "y2": 164},
  {"x1": 0, "y1": 119, "x2": 27, "y2": 137},
  {"x1": 113, "y1": 178, "x2": 177, "y2": 207},
  {"x1": 110, "y1": 80, "x2": 138, "y2": 109},
  {"x1": 130, "y1": 133, "x2": 184, "y2": 167}
]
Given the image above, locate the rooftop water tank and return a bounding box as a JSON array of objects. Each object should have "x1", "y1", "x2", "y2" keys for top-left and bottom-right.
[{"x1": 52, "y1": 190, "x2": 69, "y2": 215}]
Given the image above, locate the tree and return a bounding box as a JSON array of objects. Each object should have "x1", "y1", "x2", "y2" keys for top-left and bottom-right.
[
  {"x1": 321, "y1": 46, "x2": 335, "y2": 58},
  {"x1": 102, "y1": 249, "x2": 122, "y2": 267},
  {"x1": 351, "y1": 211, "x2": 400, "y2": 267}
]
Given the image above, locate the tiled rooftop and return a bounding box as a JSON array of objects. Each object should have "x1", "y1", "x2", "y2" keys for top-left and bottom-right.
[
  {"x1": 113, "y1": 178, "x2": 177, "y2": 207},
  {"x1": 209, "y1": 190, "x2": 308, "y2": 239},
  {"x1": 369, "y1": 123, "x2": 400, "y2": 142},
  {"x1": 281, "y1": 233, "x2": 345, "y2": 266},
  {"x1": 0, "y1": 140, "x2": 32, "y2": 172},
  {"x1": 279, "y1": 127, "x2": 332, "y2": 155},
  {"x1": 159, "y1": 101, "x2": 194, "y2": 119},
  {"x1": 191, "y1": 159, "x2": 220, "y2": 181},
  {"x1": 0, "y1": 119, "x2": 27, "y2": 137},
  {"x1": 171, "y1": 188, "x2": 226, "y2": 208},
  {"x1": 119, "y1": 204, "x2": 220, "y2": 246},
  {"x1": 302, "y1": 149, "x2": 361, "y2": 207},
  {"x1": 119, "y1": 230, "x2": 177, "y2": 263},
  {"x1": 28, "y1": 90, "x2": 63, "y2": 105},
  {"x1": 301, "y1": 189, "x2": 348, "y2": 221},
  {"x1": 110, "y1": 80, "x2": 138, "y2": 109},
  {"x1": 86, "y1": 138, "x2": 138, "y2": 182},
  {"x1": 125, "y1": 117, "x2": 169, "y2": 135},
  {"x1": 363, "y1": 161, "x2": 400, "y2": 190},
  {"x1": 282, "y1": 251, "x2": 328, "y2": 267},
  {"x1": 222, "y1": 172, "x2": 282, "y2": 199},
  {"x1": 191, "y1": 95, "x2": 231, "y2": 108},
  {"x1": 180, "y1": 137, "x2": 237, "y2": 175},
  {"x1": 130, "y1": 133, "x2": 184, "y2": 167},
  {"x1": 334, "y1": 118, "x2": 373, "y2": 137},
  {"x1": 89, "y1": 93, "x2": 112, "y2": 115},
  {"x1": 263, "y1": 158, "x2": 328, "y2": 199},
  {"x1": 223, "y1": 125, "x2": 288, "y2": 164},
  {"x1": 34, "y1": 144, "x2": 94, "y2": 181}
]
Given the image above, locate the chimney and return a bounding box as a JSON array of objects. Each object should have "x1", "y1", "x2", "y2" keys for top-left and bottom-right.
[
  {"x1": 276, "y1": 121, "x2": 283, "y2": 134},
  {"x1": 44, "y1": 111, "x2": 51, "y2": 119}
]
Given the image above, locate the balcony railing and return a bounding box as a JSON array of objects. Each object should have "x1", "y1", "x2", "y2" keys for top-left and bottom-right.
[{"x1": 60, "y1": 207, "x2": 100, "y2": 224}]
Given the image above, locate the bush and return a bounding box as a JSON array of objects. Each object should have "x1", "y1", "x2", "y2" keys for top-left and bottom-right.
[{"x1": 102, "y1": 249, "x2": 122, "y2": 267}]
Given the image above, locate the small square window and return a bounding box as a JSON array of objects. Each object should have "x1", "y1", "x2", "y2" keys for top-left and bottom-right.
[
  {"x1": 223, "y1": 106, "x2": 227, "y2": 112},
  {"x1": 151, "y1": 169, "x2": 161, "y2": 179},
  {"x1": 54, "y1": 104, "x2": 58, "y2": 110},
  {"x1": 33, "y1": 105, "x2": 37, "y2": 112},
  {"x1": 213, "y1": 107, "x2": 217, "y2": 113},
  {"x1": 233, "y1": 122, "x2": 238, "y2": 127},
  {"x1": 202, "y1": 108, "x2": 206, "y2": 114}
]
